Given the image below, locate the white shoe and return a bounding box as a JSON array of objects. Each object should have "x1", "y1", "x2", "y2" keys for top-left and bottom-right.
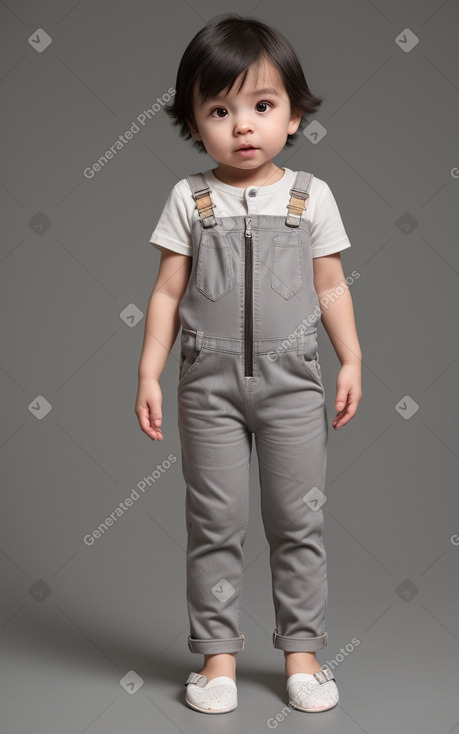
[
  {"x1": 287, "y1": 667, "x2": 339, "y2": 712},
  {"x1": 184, "y1": 672, "x2": 238, "y2": 714}
]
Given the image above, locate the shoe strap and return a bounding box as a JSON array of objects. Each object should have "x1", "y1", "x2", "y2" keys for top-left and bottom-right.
[
  {"x1": 288, "y1": 667, "x2": 335, "y2": 686},
  {"x1": 313, "y1": 667, "x2": 335, "y2": 684},
  {"x1": 185, "y1": 672, "x2": 207, "y2": 687}
]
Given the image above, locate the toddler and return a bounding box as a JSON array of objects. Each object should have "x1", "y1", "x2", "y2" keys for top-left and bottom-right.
[{"x1": 135, "y1": 13, "x2": 362, "y2": 715}]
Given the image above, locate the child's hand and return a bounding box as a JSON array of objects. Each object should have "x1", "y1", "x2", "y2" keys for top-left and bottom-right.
[
  {"x1": 332, "y1": 362, "x2": 362, "y2": 430},
  {"x1": 135, "y1": 377, "x2": 164, "y2": 441}
]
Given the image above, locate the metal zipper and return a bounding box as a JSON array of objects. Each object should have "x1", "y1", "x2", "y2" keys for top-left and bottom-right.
[{"x1": 244, "y1": 217, "x2": 253, "y2": 377}]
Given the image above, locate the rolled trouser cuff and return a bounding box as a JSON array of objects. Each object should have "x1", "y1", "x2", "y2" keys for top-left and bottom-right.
[
  {"x1": 272, "y1": 629, "x2": 328, "y2": 651},
  {"x1": 188, "y1": 633, "x2": 245, "y2": 654}
]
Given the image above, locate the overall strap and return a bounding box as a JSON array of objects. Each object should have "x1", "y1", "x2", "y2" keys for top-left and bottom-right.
[
  {"x1": 186, "y1": 172, "x2": 217, "y2": 228},
  {"x1": 285, "y1": 171, "x2": 314, "y2": 227}
]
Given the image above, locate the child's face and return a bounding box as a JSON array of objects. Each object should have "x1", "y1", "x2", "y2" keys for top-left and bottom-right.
[{"x1": 189, "y1": 57, "x2": 302, "y2": 172}]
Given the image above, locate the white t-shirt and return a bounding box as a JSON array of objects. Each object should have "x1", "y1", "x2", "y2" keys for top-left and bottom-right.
[{"x1": 149, "y1": 167, "x2": 352, "y2": 258}]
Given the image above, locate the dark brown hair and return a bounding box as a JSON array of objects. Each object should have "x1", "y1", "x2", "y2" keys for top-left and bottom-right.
[{"x1": 164, "y1": 13, "x2": 323, "y2": 153}]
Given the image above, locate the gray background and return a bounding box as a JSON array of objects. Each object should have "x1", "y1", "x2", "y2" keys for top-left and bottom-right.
[{"x1": 1, "y1": 0, "x2": 458, "y2": 732}]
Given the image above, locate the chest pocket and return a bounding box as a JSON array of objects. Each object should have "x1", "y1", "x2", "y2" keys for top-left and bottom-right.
[
  {"x1": 196, "y1": 229, "x2": 233, "y2": 301},
  {"x1": 271, "y1": 229, "x2": 303, "y2": 299}
]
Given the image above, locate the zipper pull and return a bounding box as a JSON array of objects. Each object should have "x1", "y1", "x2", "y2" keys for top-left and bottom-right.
[{"x1": 245, "y1": 217, "x2": 252, "y2": 237}]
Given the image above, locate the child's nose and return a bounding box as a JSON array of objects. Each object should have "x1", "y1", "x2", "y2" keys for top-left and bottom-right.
[{"x1": 234, "y1": 117, "x2": 254, "y2": 135}]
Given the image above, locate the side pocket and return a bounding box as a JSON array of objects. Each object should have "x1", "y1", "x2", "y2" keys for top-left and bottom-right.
[
  {"x1": 179, "y1": 348, "x2": 199, "y2": 383},
  {"x1": 179, "y1": 351, "x2": 187, "y2": 376},
  {"x1": 178, "y1": 341, "x2": 206, "y2": 388},
  {"x1": 302, "y1": 354, "x2": 323, "y2": 387},
  {"x1": 300, "y1": 330, "x2": 323, "y2": 387}
]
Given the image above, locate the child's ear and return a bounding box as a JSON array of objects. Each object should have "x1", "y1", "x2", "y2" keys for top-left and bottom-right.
[
  {"x1": 187, "y1": 119, "x2": 202, "y2": 141},
  {"x1": 288, "y1": 107, "x2": 303, "y2": 135}
]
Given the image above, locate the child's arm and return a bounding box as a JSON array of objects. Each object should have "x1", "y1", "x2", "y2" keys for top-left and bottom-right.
[
  {"x1": 135, "y1": 249, "x2": 192, "y2": 441},
  {"x1": 313, "y1": 252, "x2": 362, "y2": 430}
]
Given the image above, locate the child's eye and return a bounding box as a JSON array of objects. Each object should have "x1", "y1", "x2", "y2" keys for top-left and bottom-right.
[
  {"x1": 210, "y1": 100, "x2": 274, "y2": 118},
  {"x1": 210, "y1": 107, "x2": 228, "y2": 119},
  {"x1": 256, "y1": 100, "x2": 273, "y2": 112}
]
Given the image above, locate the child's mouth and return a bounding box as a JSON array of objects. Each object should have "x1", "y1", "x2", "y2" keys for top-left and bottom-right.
[{"x1": 236, "y1": 147, "x2": 259, "y2": 157}]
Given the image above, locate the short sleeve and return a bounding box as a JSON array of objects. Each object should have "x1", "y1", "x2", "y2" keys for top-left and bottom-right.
[
  {"x1": 149, "y1": 181, "x2": 192, "y2": 256},
  {"x1": 310, "y1": 181, "x2": 352, "y2": 258}
]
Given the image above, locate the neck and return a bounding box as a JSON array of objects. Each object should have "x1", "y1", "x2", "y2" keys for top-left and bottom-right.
[{"x1": 211, "y1": 163, "x2": 285, "y2": 188}]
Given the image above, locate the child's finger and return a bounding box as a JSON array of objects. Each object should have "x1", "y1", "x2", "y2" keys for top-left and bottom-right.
[
  {"x1": 332, "y1": 396, "x2": 359, "y2": 428},
  {"x1": 151, "y1": 427, "x2": 164, "y2": 441},
  {"x1": 335, "y1": 390, "x2": 349, "y2": 412},
  {"x1": 138, "y1": 406, "x2": 163, "y2": 440}
]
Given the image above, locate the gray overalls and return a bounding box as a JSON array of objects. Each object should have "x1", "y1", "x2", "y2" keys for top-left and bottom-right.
[{"x1": 177, "y1": 170, "x2": 329, "y2": 655}]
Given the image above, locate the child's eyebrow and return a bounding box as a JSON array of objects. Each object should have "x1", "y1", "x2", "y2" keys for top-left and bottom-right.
[
  {"x1": 209, "y1": 87, "x2": 281, "y2": 101},
  {"x1": 248, "y1": 87, "x2": 281, "y2": 96}
]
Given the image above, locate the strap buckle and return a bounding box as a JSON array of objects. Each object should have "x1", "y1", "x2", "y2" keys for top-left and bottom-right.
[
  {"x1": 286, "y1": 188, "x2": 309, "y2": 227},
  {"x1": 191, "y1": 187, "x2": 217, "y2": 228}
]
